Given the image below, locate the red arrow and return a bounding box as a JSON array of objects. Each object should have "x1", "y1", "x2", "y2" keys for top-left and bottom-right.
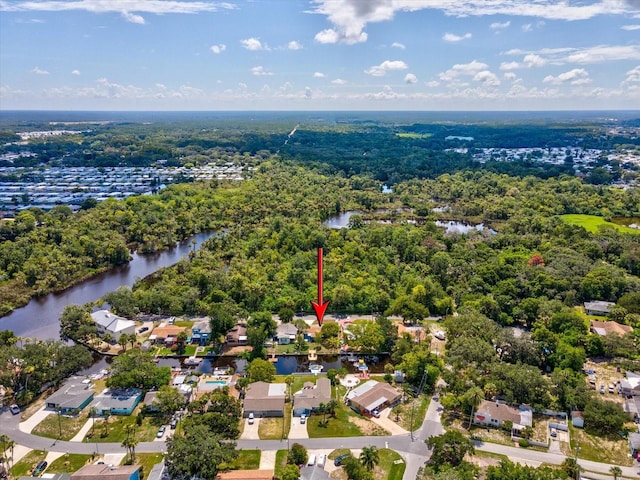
[{"x1": 311, "y1": 247, "x2": 329, "y2": 326}]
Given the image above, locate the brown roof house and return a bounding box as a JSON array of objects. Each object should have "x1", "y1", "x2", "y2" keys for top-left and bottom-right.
[
  {"x1": 346, "y1": 380, "x2": 401, "y2": 416},
  {"x1": 293, "y1": 378, "x2": 332, "y2": 417},
  {"x1": 243, "y1": 381, "x2": 286, "y2": 417},
  {"x1": 590, "y1": 320, "x2": 633, "y2": 337},
  {"x1": 71, "y1": 464, "x2": 140, "y2": 480},
  {"x1": 473, "y1": 400, "x2": 533, "y2": 429},
  {"x1": 226, "y1": 324, "x2": 248, "y2": 345},
  {"x1": 150, "y1": 326, "x2": 186, "y2": 346}
]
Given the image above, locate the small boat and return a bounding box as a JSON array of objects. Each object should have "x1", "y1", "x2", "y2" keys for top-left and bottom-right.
[
  {"x1": 184, "y1": 355, "x2": 202, "y2": 366},
  {"x1": 309, "y1": 364, "x2": 323, "y2": 374}
]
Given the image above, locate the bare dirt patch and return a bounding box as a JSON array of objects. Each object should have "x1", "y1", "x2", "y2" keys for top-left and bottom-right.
[
  {"x1": 583, "y1": 359, "x2": 625, "y2": 404},
  {"x1": 348, "y1": 416, "x2": 388, "y2": 436}
]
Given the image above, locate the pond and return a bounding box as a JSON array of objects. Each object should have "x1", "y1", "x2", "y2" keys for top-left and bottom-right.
[
  {"x1": 612, "y1": 216, "x2": 640, "y2": 229},
  {"x1": 435, "y1": 220, "x2": 496, "y2": 235}
]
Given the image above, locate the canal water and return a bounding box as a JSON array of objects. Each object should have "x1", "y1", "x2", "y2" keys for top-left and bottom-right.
[{"x1": 0, "y1": 232, "x2": 215, "y2": 340}]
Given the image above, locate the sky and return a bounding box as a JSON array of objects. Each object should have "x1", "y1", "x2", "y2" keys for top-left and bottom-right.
[{"x1": 1, "y1": 0, "x2": 639, "y2": 111}]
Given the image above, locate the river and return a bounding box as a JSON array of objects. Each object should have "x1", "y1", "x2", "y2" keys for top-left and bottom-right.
[{"x1": 0, "y1": 232, "x2": 214, "y2": 340}]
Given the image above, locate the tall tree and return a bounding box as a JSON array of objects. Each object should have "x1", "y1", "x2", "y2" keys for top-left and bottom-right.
[{"x1": 359, "y1": 446, "x2": 379, "y2": 471}]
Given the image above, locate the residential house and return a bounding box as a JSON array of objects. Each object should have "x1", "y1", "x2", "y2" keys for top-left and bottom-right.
[
  {"x1": 243, "y1": 381, "x2": 286, "y2": 417},
  {"x1": 71, "y1": 464, "x2": 140, "y2": 480},
  {"x1": 217, "y1": 470, "x2": 274, "y2": 480},
  {"x1": 91, "y1": 310, "x2": 136, "y2": 337},
  {"x1": 623, "y1": 396, "x2": 640, "y2": 421},
  {"x1": 571, "y1": 410, "x2": 584, "y2": 428},
  {"x1": 473, "y1": 400, "x2": 533, "y2": 429},
  {"x1": 150, "y1": 326, "x2": 186, "y2": 346},
  {"x1": 143, "y1": 391, "x2": 160, "y2": 413},
  {"x1": 620, "y1": 372, "x2": 640, "y2": 396},
  {"x1": 45, "y1": 377, "x2": 94, "y2": 414},
  {"x1": 589, "y1": 320, "x2": 633, "y2": 337},
  {"x1": 20, "y1": 475, "x2": 69, "y2": 480},
  {"x1": 584, "y1": 301, "x2": 616, "y2": 316},
  {"x1": 191, "y1": 318, "x2": 211, "y2": 345},
  {"x1": 293, "y1": 378, "x2": 332, "y2": 417},
  {"x1": 346, "y1": 380, "x2": 401, "y2": 416},
  {"x1": 90, "y1": 388, "x2": 142, "y2": 416},
  {"x1": 226, "y1": 324, "x2": 248, "y2": 345},
  {"x1": 275, "y1": 323, "x2": 298, "y2": 345}
]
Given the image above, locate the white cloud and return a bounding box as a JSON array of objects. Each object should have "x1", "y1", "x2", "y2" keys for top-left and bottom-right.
[
  {"x1": 521, "y1": 23, "x2": 533, "y2": 32},
  {"x1": 500, "y1": 61, "x2": 520, "y2": 70},
  {"x1": 1, "y1": 1, "x2": 235, "y2": 15},
  {"x1": 31, "y1": 66, "x2": 49, "y2": 75},
  {"x1": 121, "y1": 11, "x2": 144, "y2": 24},
  {"x1": 622, "y1": 24, "x2": 640, "y2": 30},
  {"x1": 391, "y1": 42, "x2": 406, "y2": 49},
  {"x1": 543, "y1": 68, "x2": 591, "y2": 85},
  {"x1": 473, "y1": 70, "x2": 501, "y2": 86},
  {"x1": 404, "y1": 73, "x2": 417, "y2": 84},
  {"x1": 504, "y1": 72, "x2": 517, "y2": 81},
  {"x1": 623, "y1": 65, "x2": 640, "y2": 83},
  {"x1": 210, "y1": 44, "x2": 226, "y2": 54},
  {"x1": 308, "y1": 0, "x2": 636, "y2": 46},
  {"x1": 426, "y1": 80, "x2": 439, "y2": 87},
  {"x1": 442, "y1": 32, "x2": 472, "y2": 42},
  {"x1": 241, "y1": 38, "x2": 269, "y2": 51},
  {"x1": 490, "y1": 20, "x2": 510, "y2": 29},
  {"x1": 71, "y1": 69, "x2": 80, "y2": 75},
  {"x1": 523, "y1": 54, "x2": 547, "y2": 67},
  {"x1": 439, "y1": 60, "x2": 488, "y2": 82},
  {"x1": 251, "y1": 66, "x2": 273, "y2": 76},
  {"x1": 313, "y1": 72, "x2": 326, "y2": 78},
  {"x1": 364, "y1": 60, "x2": 408, "y2": 76},
  {"x1": 288, "y1": 40, "x2": 303, "y2": 50},
  {"x1": 331, "y1": 78, "x2": 347, "y2": 84}
]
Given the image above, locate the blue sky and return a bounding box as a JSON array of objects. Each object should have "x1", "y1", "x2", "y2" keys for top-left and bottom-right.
[{"x1": 1, "y1": 0, "x2": 639, "y2": 110}]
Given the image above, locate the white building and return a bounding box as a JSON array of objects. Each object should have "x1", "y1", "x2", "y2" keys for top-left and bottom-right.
[{"x1": 91, "y1": 310, "x2": 136, "y2": 337}]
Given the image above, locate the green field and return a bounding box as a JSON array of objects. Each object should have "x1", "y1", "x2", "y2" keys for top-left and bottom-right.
[
  {"x1": 396, "y1": 132, "x2": 432, "y2": 139},
  {"x1": 559, "y1": 214, "x2": 640, "y2": 234}
]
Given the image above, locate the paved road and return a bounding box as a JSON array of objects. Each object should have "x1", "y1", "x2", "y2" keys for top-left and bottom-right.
[{"x1": 3, "y1": 401, "x2": 640, "y2": 479}]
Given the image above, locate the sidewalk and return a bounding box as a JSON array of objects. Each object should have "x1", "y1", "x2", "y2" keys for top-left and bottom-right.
[{"x1": 18, "y1": 407, "x2": 51, "y2": 434}]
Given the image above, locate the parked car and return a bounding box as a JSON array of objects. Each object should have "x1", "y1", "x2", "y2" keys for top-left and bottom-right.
[
  {"x1": 33, "y1": 461, "x2": 47, "y2": 476},
  {"x1": 608, "y1": 384, "x2": 615, "y2": 394},
  {"x1": 9, "y1": 404, "x2": 20, "y2": 415},
  {"x1": 248, "y1": 413, "x2": 254, "y2": 425},
  {"x1": 317, "y1": 454, "x2": 326, "y2": 468},
  {"x1": 156, "y1": 425, "x2": 166, "y2": 438},
  {"x1": 599, "y1": 385, "x2": 605, "y2": 394},
  {"x1": 300, "y1": 414, "x2": 306, "y2": 424},
  {"x1": 139, "y1": 327, "x2": 149, "y2": 333},
  {"x1": 372, "y1": 410, "x2": 380, "y2": 418},
  {"x1": 550, "y1": 428, "x2": 557, "y2": 438},
  {"x1": 307, "y1": 455, "x2": 316, "y2": 466},
  {"x1": 170, "y1": 419, "x2": 177, "y2": 429},
  {"x1": 334, "y1": 454, "x2": 351, "y2": 466}
]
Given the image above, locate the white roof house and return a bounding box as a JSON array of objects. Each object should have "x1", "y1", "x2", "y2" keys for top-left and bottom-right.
[{"x1": 91, "y1": 310, "x2": 136, "y2": 336}]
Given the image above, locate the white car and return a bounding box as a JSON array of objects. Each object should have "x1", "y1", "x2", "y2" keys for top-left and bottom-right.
[
  {"x1": 248, "y1": 413, "x2": 254, "y2": 425},
  {"x1": 300, "y1": 414, "x2": 306, "y2": 424}
]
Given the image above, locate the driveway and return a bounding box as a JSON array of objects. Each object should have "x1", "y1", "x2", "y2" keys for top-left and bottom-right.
[
  {"x1": 240, "y1": 418, "x2": 260, "y2": 440},
  {"x1": 288, "y1": 413, "x2": 308, "y2": 439},
  {"x1": 19, "y1": 407, "x2": 51, "y2": 434},
  {"x1": 371, "y1": 408, "x2": 408, "y2": 436}
]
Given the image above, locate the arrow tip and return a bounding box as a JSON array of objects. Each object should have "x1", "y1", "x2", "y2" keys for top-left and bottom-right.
[{"x1": 311, "y1": 300, "x2": 330, "y2": 326}]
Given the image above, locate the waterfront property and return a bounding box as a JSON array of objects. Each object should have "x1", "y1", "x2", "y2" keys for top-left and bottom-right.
[
  {"x1": 346, "y1": 380, "x2": 401, "y2": 416},
  {"x1": 91, "y1": 310, "x2": 136, "y2": 337},
  {"x1": 90, "y1": 388, "x2": 143, "y2": 416},
  {"x1": 243, "y1": 381, "x2": 286, "y2": 417},
  {"x1": 190, "y1": 318, "x2": 211, "y2": 345},
  {"x1": 150, "y1": 326, "x2": 186, "y2": 346},
  {"x1": 44, "y1": 377, "x2": 94, "y2": 414},
  {"x1": 292, "y1": 378, "x2": 332, "y2": 417},
  {"x1": 226, "y1": 324, "x2": 248, "y2": 346},
  {"x1": 71, "y1": 464, "x2": 140, "y2": 480},
  {"x1": 275, "y1": 323, "x2": 298, "y2": 345}
]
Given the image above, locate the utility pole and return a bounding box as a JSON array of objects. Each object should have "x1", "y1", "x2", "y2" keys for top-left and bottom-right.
[{"x1": 410, "y1": 368, "x2": 429, "y2": 442}]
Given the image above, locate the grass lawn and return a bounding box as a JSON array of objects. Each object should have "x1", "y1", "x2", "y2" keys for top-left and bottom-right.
[
  {"x1": 31, "y1": 411, "x2": 89, "y2": 440},
  {"x1": 568, "y1": 424, "x2": 634, "y2": 467},
  {"x1": 307, "y1": 403, "x2": 365, "y2": 438},
  {"x1": 273, "y1": 450, "x2": 288, "y2": 478},
  {"x1": 328, "y1": 448, "x2": 351, "y2": 460},
  {"x1": 11, "y1": 450, "x2": 47, "y2": 478},
  {"x1": 396, "y1": 132, "x2": 432, "y2": 139},
  {"x1": 231, "y1": 450, "x2": 261, "y2": 470},
  {"x1": 391, "y1": 394, "x2": 429, "y2": 432},
  {"x1": 174, "y1": 320, "x2": 194, "y2": 328},
  {"x1": 274, "y1": 374, "x2": 319, "y2": 396},
  {"x1": 133, "y1": 453, "x2": 164, "y2": 480},
  {"x1": 375, "y1": 448, "x2": 405, "y2": 480},
  {"x1": 48, "y1": 454, "x2": 93, "y2": 473},
  {"x1": 259, "y1": 404, "x2": 291, "y2": 440},
  {"x1": 559, "y1": 214, "x2": 640, "y2": 235},
  {"x1": 87, "y1": 411, "x2": 164, "y2": 443}
]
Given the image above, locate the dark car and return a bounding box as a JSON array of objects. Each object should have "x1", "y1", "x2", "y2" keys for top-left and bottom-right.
[
  {"x1": 334, "y1": 454, "x2": 351, "y2": 466},
  {"x1": 33, "y1": 461, "x2": 47, "y2": 476},
  {"x1": 170, "y1": 419, "x2": 177, "y2": 429},
  {"x1": 139, "y1": 327, "x2": 149, "y2": 333},
  {"x1": 9, "y1": 404, "x2": 20, "y2": 415}
]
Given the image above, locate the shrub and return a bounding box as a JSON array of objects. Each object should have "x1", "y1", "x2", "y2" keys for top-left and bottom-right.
[{"x1": 518, "y1": 438, "x2": 530, "y2": 448}]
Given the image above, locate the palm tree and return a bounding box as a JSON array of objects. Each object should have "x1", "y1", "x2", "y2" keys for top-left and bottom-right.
[
  {"x1": 326, "y1": 399, "x2": 338, "y2": 418},
  {"x1": 359, "y1": 446, "x2": 379, "y2": 471},
  {"x1": 284, "y1": 375, "x2": 294, "y2": 401},
  {"x1": 89, "y1": 407, "x2": 98, "y2": 437},
  {"x1": 464, "y1": 386, "x2": 484, "y2": 429},
  {"x1": 122, "y1": 425, "x2": 138, "y2": 464},
  {"x1": 610, "y1": 466, "x2": 622, "y2": 480}
]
